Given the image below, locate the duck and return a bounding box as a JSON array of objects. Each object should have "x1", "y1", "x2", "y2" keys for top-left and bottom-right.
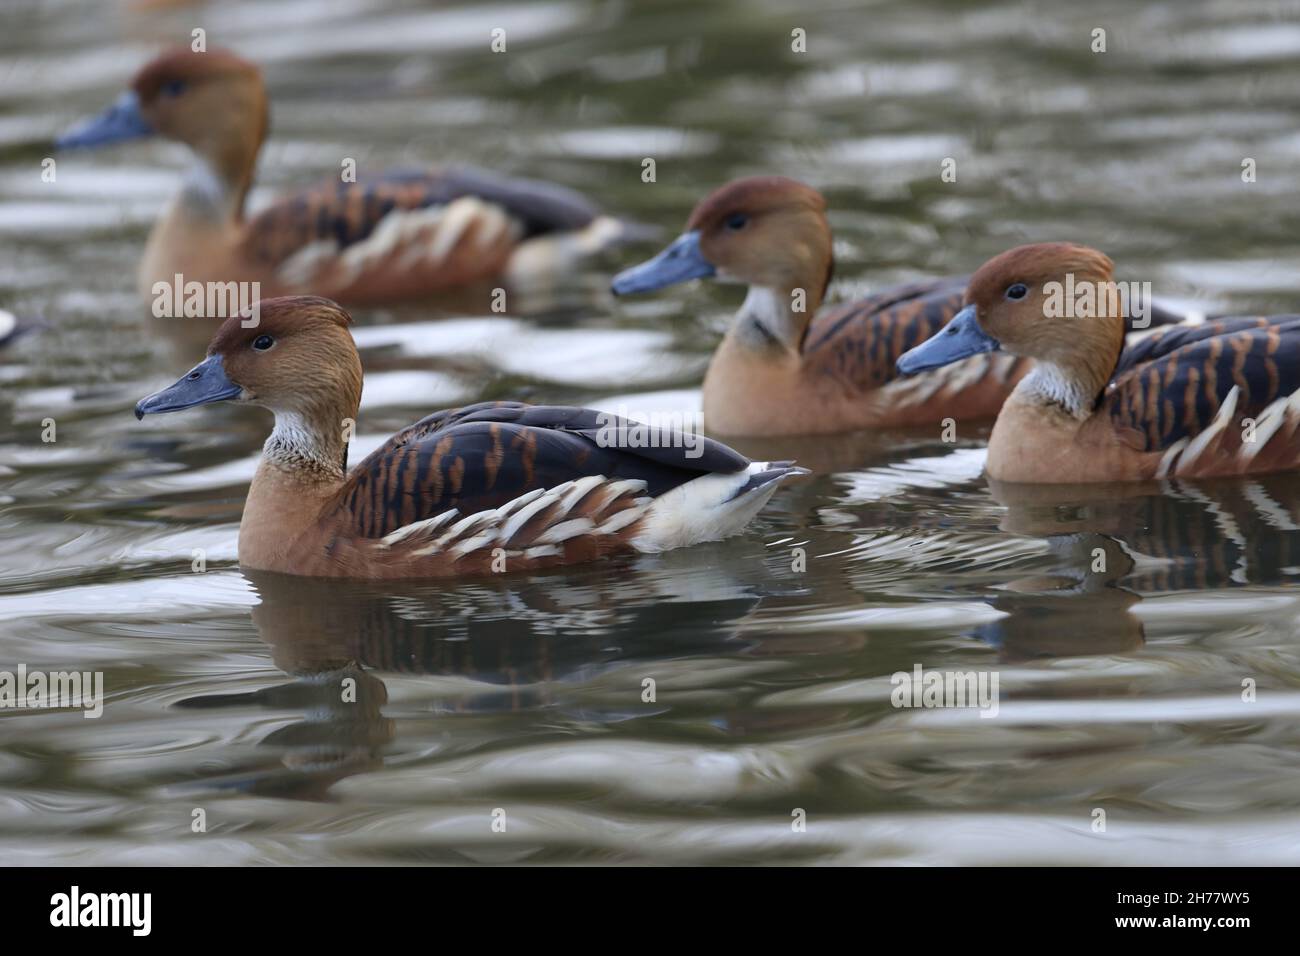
[
  {"x1": 57, "y1": 47, "x2": 638, "y2": 307},
  {"x1": 610, "y1": 176, "x2": 1181, "y2": 437},
  {"x1": 0, "y1": 309, "x2": 40, "y2": 350},
  {"x1": 0, "y1": 310, "x2": 24, "y2": 349},
  {"x1": 133, "y1": 296, "x2": 807, "y2": 578},
  {"x1": 896, "y1": 242, "x2": 1300, "y2": 482}
]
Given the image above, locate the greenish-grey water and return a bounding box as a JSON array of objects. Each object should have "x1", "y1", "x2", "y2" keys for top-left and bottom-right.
[{"x1": 2, "y1": 0, "x2": 1300, "y2": 864}]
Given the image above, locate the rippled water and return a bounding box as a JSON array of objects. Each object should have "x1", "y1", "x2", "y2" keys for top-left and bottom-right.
[{"x1": 3, "y1": 0, "x2": 1300, "y2": 865}]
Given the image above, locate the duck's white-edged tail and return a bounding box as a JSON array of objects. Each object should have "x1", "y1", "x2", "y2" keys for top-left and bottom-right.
[{"x1": 630, "y1": 461, "x2": 809, "y2": 553}]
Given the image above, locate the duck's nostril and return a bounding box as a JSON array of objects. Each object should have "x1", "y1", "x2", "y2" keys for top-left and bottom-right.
[{"x1": 187, "y1": 371, "x2": 200, "y2": 380}]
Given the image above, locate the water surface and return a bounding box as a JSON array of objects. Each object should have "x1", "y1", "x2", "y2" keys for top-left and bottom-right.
[{"x1": 2, "y1": 0, "x2": 1300, "y2": 865}]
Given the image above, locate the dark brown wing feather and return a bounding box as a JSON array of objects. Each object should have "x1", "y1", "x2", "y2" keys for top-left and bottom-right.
[
  {"x1": 332, "y1": 401, "x2": 750, "y2": 538},
  {"x1": 1106, "y1": 315, "x2": 1300, "y2": 450},
  {"x1": 240, "y1": 167, "x2": 601, "y2": 270},
  {"x1": 800, "y1": 277, "x2": 969, "y2": 390}
]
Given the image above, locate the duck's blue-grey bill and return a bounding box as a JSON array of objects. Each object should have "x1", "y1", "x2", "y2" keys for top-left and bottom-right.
[
  {"x1": 135, "y1": 355, "x2": 240, "y2": 419},
  {"x1": 611, "y1": 231, "x2": 715, "y2": 294},
  {"x1": 896, "y1": 305, "x2": 1001, "y2": 375},
  {"x1": 57, "y1": 92, "x2": 154, "y2": 149}
]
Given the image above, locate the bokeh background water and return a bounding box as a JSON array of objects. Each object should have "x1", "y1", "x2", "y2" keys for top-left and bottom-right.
[{"x1": 2, "y1": 0, "x2": 1300, "y2": 864}]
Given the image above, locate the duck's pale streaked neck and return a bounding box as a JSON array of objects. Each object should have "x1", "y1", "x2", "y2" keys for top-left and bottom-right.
[
  {"x1": 179, "y1": 155, "x2": 251, "y2": 223},
  {"x1": 1018, "y1": 361, "x2": 1100, "y2": 419},
  {"x1": 734, "y1": 285, "x2": 813, "y2": 353},
  {"x1": 261, "y1": 409, "x2": 350, "y2": 481},
  {"x1": 180, "y1": 159, "x2": 226, "y2": 214}
]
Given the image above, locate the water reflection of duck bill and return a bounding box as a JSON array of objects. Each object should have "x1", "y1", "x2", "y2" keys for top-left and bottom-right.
[{"x1": 978, "y1": 533, "x2": 1144, "y2": 661}]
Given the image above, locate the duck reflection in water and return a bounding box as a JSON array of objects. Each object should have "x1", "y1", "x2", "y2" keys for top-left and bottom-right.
[
  {"x1": 172, "y1": 556, "x2": 782, "y2": 799},
  {"x1": 976, "y1": 532, "x2": 1142, "y2": 662},
  {"x1": 978, "y1": 474, "x2": 1300, "y2": 660}
]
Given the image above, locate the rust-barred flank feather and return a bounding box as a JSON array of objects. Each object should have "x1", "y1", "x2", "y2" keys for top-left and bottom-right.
[
  {"x1": 272, "y1": 396, "x2": 787, "y2": 578},
  {"x1": 1108, "y1": 316, "x2": 1300, "y2": 455},
  {"x1": 330, "y1": 401, "x2": 749, "y2": 542},
  {"x1": 238, "y1": 168, "x2": 604, "y2": 303}
]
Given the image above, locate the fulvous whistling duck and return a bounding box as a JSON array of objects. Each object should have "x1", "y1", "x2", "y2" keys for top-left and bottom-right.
[
  {"x1": 610, "y1": 176, "x2": 1182, "y2": 437},
  {"x1": 0, "y1": 310, "x2": 24, "y2": 349},
  {"x1": 133, "y1": 296, "x2": 807, "y2": 578},
  {"x1": 897, "y1": 242, "x2": 1300, "y2": 482},
  {"x1": 58, "y1": 48, "x2": 638, "y2": 307}
]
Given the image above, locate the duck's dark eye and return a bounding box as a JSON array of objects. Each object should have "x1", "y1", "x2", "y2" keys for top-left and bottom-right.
[
  {"x1": 252, "y1": 334, "x2": 274, "y2": 351},
  {"x1": 160, "y1": 79, "x2": 187, "y2": 97},
  {"x1": 724, "y1": 213, "x2": 749, "y2": 231},
  {"x1": 1005, "y1": 283, "x2": 1029, "y2": 301}
]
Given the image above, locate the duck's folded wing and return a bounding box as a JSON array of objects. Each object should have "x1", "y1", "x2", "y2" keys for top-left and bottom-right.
[
  {"x1": 331, "y1": 401, "x2": 751, "y2": 539},
  {"x1": 1105, "y1": 315, "x2": 1300, "y2": 458},
  {"x1": 240, "y1": 167, "x2": 602, "y2": 290},
  {"x1": 800, "y1": 276, "x2": 970, "y2": 389}
]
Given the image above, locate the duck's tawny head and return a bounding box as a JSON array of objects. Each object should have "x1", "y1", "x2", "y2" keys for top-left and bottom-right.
[
  {"x1": 57, "y1": 47, "x2": 267, "y2": 158},
  {"x1": 612, "y1": 176, "x2": 832, "y2": 298},
  {"x1": 897, "y1": 242, "x2": 1117, "y2": 375},
  {"x1": 135, "y1": 296, "x2": 362, "y2": 422}
]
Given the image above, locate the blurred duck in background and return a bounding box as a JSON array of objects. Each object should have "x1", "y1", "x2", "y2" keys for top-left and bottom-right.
[
  {"x1": 0, "y1": 310, "x2": 22, "y2": 349},
  {"x1": 133, "y1": 296, "x2": 806, "y2": 578},
  {"x1": 897, "y1": 242, "x2": 1300, "y2": 482},
  {"x1": 57, "y1": 47, "x2": 642, "y2": 307},
  {"x1": 0, "y1": 309, "x2": 40, "y2": 350},
  {"x1": 611, "y1": 176, "x2": 1181, "y2": 437}
]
